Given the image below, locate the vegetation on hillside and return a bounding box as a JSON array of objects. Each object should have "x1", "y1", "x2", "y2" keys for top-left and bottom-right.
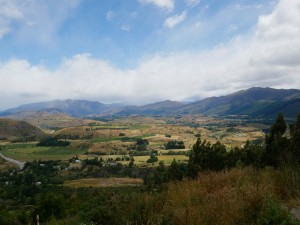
[
  {"x1": 36, "y1": 136, "x2": 70, "y2": 147},
  {"x1": 165, "y1": 140, "x2": 185, "y2": 149},
  {"x1": 0, "y1": 118, "x2": 45, "y2": 141}
]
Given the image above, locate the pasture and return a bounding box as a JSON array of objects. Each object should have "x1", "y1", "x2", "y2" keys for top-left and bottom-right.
[{"x1": 0, "y1": 146, "x2": 86, "y2": 161}]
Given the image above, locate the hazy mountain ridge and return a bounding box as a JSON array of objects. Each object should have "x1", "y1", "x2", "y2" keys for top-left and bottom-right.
[
  {"x1": 1, "y1": 87, "x2": 300, "y2": 118},
  {"x1": 116, "y1": 100, "x2": 185, "y2": 116},
  {"x1": 114, "y1": 87, "x2": 300, "y2": 118},
  {"x1": 1, "y1": 99, "x2": 124, "y2": 117}
]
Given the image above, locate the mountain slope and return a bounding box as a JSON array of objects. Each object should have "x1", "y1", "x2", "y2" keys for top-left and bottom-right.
[
  {"x1": 117, "y1": 100, "x2": 185, "y2": 115},
  {"x1": 251, "y1": 98, "x2": 300, "y2": 118},
  {"x1": 175, "y1": 87, "x2": 300, "y2": 117},
  {"x1": 5, "y1": 110, "x2": 93, "y2": 129},
  {"x1": 1, "y1": 100, "x2": 123, "y2": 117},
  {"x1": 0, "y1": 118, "x2": 45, "y2": 140}
]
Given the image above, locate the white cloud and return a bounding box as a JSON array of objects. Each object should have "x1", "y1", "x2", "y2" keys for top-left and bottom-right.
[
  {"x1": 121, "y1": 25, "x2": 130, "y2": 31},
  {"x1": 0, "y1": 0, "x2": 300, "y2": 110},
  {"x1": 0, "y1": 26, "x2": 11, "y2": 38},
  {"x1": 0, "y1": 0, "x2": 81, "y2": 42},
  {"x1": 138, "y1": 0, "x2": 174, "y2": 11},
  {"x1": 228, "y1": 24, "x2": 238, "y2": 33},
  {"x1": 235, "y1": 4, "x2": 262, "y2": 11},
  {"x1": 106, "y1": 11, "x2": 116, "y2": 21},
  {"x1": 186, "y1": 0, "x2": 200, "y2": 7},
  {"x1": 164, "y1": 11, "x2": 187, "y2": 28},
  {"x1": 0, "y1": 0, "x2": 24, "y2": 38}
]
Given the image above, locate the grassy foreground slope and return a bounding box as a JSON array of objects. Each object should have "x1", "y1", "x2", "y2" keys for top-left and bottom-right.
[
  {"x1": 42, "y1": 167, "x2": 300, "y2": 225},
  {"x1": 157, "y1": 168, "x2": 299, "y2": 225}
]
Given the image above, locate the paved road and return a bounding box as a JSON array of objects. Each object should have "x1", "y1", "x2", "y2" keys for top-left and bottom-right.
[{"x1": 0, "y1": 153, "x2": 26, "y2": 170}]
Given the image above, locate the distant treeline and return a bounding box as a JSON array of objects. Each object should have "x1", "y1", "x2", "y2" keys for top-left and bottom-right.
[{"x1": 37, "y1": 137, "x2": 70, "y2": 147}]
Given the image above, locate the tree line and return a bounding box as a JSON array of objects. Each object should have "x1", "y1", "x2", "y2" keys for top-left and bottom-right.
[
  {"x1": 145, "y1": 113, "x2": 300, "y2": 184},
  {"x1": 189, "y1": 113, "x2": 300, "y2": 178}
]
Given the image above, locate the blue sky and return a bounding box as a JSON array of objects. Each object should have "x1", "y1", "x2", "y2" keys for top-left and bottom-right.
[
  {"x1": 0, "y1": 0, "x2": 273, "y2": 68},
  {"x1": 0, "y1": 0, "x2": 300, "y2": 110}
]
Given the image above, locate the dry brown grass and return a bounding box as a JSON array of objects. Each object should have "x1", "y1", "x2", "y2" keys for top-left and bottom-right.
[
  {"x1": 162, "y1": 168, "x2": 275, "y2": 225},
  {"x1": 0, "y1": 157, "x2": 17, "y2": 171},
  {"x1": 55, "y1": 126, "x2": 91, "y2": 136}
]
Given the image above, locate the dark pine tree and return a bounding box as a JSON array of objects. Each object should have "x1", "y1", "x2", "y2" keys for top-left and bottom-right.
[
  {"x1": 264, "y1": 113, "x2": 289, "y2": 168},
  {"x1": 290, "y1": 113, "x2": 300, "y2": 164}
]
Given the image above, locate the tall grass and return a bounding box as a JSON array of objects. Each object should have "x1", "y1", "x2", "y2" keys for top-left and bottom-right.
[
  {"x1": 129, "y1": 167, "x2": 300, "y2": 225},
  {"x1": 45, "y1": 167, "x2": 300, "y2": 225}
]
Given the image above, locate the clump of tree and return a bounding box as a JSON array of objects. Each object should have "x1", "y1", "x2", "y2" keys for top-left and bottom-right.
[
  {"x1": 144, "y1": 160, "x2": 185, "y2": 187},
  {"x1": 146, "y1": 152, "x2": 158, "y2": 163},
  {"x1": 83, "y1": 158, "x2": 102, "y2": 167},
  {"x1": 187, "y1": 113, "x2": 300, "y2": 179},
  {"x1": 264, "y1": 113, "x2": 289, "y2": 168},
  {"x1": 135, "y1": 138, "x2": 149, "y2": 151},
  {"x1": 187, "y1": 137, "x2": 227, "y2": 178},
  {"x1": 37, "y1": 136, "x2": 70, "y2": 147},
  {"x1": 289, "y1": 113, "x2": 300, "y2": 164},
  {"x1": 35, "y1": 192, "x2": 66, "y2": 222},
  {"x1": 165, "y1": 140, "x2": 185, "y2": 149}
]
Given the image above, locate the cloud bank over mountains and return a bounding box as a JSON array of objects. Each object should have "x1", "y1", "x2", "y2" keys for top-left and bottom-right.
[{"x1": 0, "y1": 0, "x2": 300, "y2": 110}]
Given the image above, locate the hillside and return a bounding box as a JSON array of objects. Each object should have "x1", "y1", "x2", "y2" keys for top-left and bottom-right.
[
  {"x1": 175, "y1": 87, "x2": 300, "y2": 118},
  {"x1": 0, "y1": 100, "x2": 123, "y2": 117},
  {"x1": 0, "y1": 118, "x2": 45, "y2": 141},
  {"x1": 5, "y1": 110, "x2": 95, "y2": 130},
  {"x1": 112, "y1": 87, "x2": 300, "y2": 118},
  {"x1": 116, "y1": 100, "x2": 185, "y2": 116}
]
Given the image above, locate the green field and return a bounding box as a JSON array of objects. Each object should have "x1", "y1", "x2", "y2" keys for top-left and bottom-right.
[{"x1": 1, "y1": 146, "x2": 86, "y2": 161}]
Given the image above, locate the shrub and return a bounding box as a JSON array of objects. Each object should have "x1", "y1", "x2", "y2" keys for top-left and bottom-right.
[
  {"x1": 165, "y1": 140, "x2": 185, "y2": 150},
  {"x1": 37, "y1": 137, "x2": 70, "y2": 147}
]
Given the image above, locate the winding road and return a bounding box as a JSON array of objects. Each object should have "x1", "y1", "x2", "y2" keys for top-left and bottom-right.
[{"x1": 0, "y1": 153, "x2": 26, "y2": 170}]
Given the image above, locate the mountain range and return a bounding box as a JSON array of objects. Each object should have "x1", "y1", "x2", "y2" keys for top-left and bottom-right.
[
  {"x1": 0, "y1": 99, "x2": 123, "y2": 117},
  {"x1": 1, "y1": 87, "x2": 300, "y2": 119}
]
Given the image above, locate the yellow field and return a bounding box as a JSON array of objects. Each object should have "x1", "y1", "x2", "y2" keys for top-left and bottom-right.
[
  {"x1": 132, "y1": 155, "x2": 189, "y2": 165},
  {"x1": 157, "y1": 155, "x2": 189, "y2": 163},
  {"x1": 64, "y1": 177, "x2": 143, "y2": 187}
]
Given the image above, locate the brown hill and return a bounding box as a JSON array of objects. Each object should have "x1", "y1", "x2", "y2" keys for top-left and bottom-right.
[{"x1": 0, "y1": 118, "x2": 45, "y2": 141}]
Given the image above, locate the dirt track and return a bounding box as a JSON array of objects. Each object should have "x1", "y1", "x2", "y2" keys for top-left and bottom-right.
[{"x1": 0, "y1": 153, "x2": 25, "y2": 170}]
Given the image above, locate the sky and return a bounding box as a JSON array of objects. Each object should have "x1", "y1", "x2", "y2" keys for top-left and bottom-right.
[{"x1": 0, "y1": 0, "x2": 300, "y2": 110}]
